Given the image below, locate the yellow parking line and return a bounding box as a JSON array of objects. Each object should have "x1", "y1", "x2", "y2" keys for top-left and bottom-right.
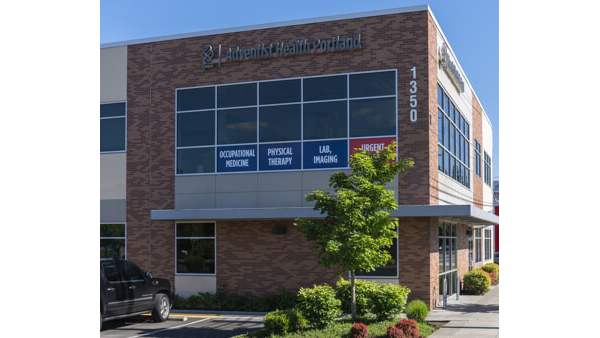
[{"x1": 141, "y1": 313, "x2": 220, "y2": 318}]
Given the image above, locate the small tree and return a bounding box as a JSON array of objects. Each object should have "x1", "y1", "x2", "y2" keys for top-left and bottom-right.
[{"x1": 294, "y1": 141, "x2": 413, "y2": 321}]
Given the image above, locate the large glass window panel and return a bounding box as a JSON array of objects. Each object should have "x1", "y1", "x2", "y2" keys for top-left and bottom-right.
[
  {"x1": 452, "y1": 238, "x2": 457, "y2": 269},
  {"x1": 438, "y1": 146, "x2": 443, "y2": 171},
  {"x1": 101, "y1": 118, "x2": 126, "y2": 152},
  {"x1": 445, "y1": 238, "x2": 451, "y2": 271},
  {"x1": 465, "y1": 122, "x2": 470, "y2": 139},
  {"x1": 259, "y1": 104, "x2": 301, "y2": 142},
  {"x1": 439, "y1": 237, "x2": 444, "y2": 273},
  {"x1": 349, "y1": 97, "x2": 396, "y2": 137},
  {"x1": 450, "y1": 156, "x2": 456, "y2": 179},
  {"x1": 438, "y1": 110, "x2": 443, "y2": 143},
  {"x1": 259, "y1": 79, "x2": 301, "y2": 105},
  {"x1": 177, "y1": 147, "x2": 215, "y2": 174},
  {"x1": 454, "y1": 108, "x2": 460, "y2": 125},
  {"x1": 100, "y1": 224, "x2": 125, "y2": 237},
  {"x1": 177, "y1": 223, "x2": 215, "y2": 238},
  {"x1": 443, "y1": 117, "x2": 449, "y2": 148},
  {"x1": 303, "y1": 75, "x2": 347, "y2": 101},
  {"x1": 449, "y1": 102, "x2": 455, "y2": 122},
  {"x1": 217, "y1": 83, "x2": 257, "y2": 108},
  {"x1": 177, "y1": 87, "x2": 215, "y2": 111},
  {"x1": 438, "y1": 85, "x2": 443, "y2": 107},
  {"x1": 100, "y1": 102, "x2": 126, "y2": 118},
  {"x1": 443, "y1": 93, "x2": 448, "y2": 113},
  {"x1": 217, "y1": 107, "x2": 257, "y2": 144},
  {"x1": 444, "y1": 151, "x2": 450, "y2": 175},
  {"x1": 303, "y1": 101, "x2": 347, "y2": 140},
  {"x1": 357, "y1": 237, "x2": 397, "y2": 276},
  {"x1": 449, "y1": 127, "x2": 455, "y2": 153},
  {"x1": 176, "y1": 239, "x2": 215, "y2": 274},
  {"x1": 349, "y1": 71, "x2": 395, "y2": 98},
  {"x1": 177, "y1": 111, "x2": 215, "y2": 147},
  {"x1": 100, "y1": 239, "x2": 125, "y2": 259},
  {"x1": 455, "y1": 132, "x2": 460, "y2": 160}
]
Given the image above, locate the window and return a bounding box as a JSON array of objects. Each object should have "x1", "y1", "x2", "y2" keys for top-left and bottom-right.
[
  {"x1": 349, "y1": 97, "x2": 396, "y2": 137},
  {"x1": 101, "y1": 261, "x2": 122, "y2": 282},
  {"x1": 357, "y1": 229, "x2": 398, "y2": 277},
  {"x1": 437, "y1": 84, "x2": 470, "y2": 188},
  {"x1": 176, "y1": 222, "x2": 216, "y2": 274},
  {"x1": 100, "y1": 223, "x2": 125, "y2": 259},
  {"x1": 303, "y1": 101, "x2": 347, "y2": 140},
  {"x1": 484, "y1": 152, "x2": 492, "y2": 186},
  {"x1": 484, "y1": 228, "x2": 493, "y2": 261},
  {"x1": 474, "y1": 140, "x2": 481, "y2": 177},
  {"x1": 175, "y1": 70, "x2": 397, "y2": 174},
  {"x1": 475, "y1": 228, "x2": 482, "y2": 263},
  {"x1": 123, "y1": 260, "x2": 145, "y2": 281},
  {"x1": 439, "y1": 222, "x2": 458, "y2": 296},
  {"x1": 100, "y1": 102, "x2": 126, "y2": 152}
]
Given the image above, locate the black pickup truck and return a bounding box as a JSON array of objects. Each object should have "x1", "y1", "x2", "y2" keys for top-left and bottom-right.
[{"x1": 100, "y1": 258, "x2": 173, "y2": 329}]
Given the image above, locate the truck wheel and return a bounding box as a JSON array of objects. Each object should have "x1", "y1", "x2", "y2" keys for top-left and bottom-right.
[{"x1": 151, "y1": 293, "x2": 170, "y2": 322}]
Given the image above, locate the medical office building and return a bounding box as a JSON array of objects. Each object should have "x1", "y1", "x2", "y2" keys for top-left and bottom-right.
[{"x1": 100, "y1": 5, "x2": 498, "y2": 308}]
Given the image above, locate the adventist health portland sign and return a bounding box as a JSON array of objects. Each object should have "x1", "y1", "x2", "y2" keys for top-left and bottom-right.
[{"x1": 203, "y1": 33, "x2": 363, "y2": 68}]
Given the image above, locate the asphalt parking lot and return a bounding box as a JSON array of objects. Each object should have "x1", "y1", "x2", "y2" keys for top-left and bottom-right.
[{"x1": 100, "y1": 312, "x2": 264, "y2": 338}]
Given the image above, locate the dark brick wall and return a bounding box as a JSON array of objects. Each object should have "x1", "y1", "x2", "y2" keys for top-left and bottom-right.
[{"x1": 216, "y1": 220, "x2": 340, "y2": 296}]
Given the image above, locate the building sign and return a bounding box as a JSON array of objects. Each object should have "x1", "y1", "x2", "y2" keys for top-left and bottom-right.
[
  {"x1": 259, "y1": 142, "x2": 301, "y2": 171},
  {"x1": 303, "y1": 140, "x2": 348, "y2": 169},
  {"x1": 349, "y1": 137, "x2": 396, "y2": 155},
  {"x1": 217, "y1": 145, "x2": 257, "y2": 172},
  {"x1": 438, "y1": 43, "x2": 465, "y2": 93},
  {"x1": 203, "y1": 34, "x2": 362, "y2": 68}
]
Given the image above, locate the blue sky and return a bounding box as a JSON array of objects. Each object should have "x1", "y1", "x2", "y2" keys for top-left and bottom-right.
[{"x1": 101, "y1": 0, "x2": 499, "y2": 178}]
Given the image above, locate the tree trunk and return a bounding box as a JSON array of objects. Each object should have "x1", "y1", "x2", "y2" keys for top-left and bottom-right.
[{"x1": 350, "y1": 269, "x2": 357, "y2": 322}]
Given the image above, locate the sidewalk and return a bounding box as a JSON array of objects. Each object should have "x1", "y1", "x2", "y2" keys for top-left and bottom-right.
[{"x1": 427, "y1": 284, "x2": 499, "y2": 337}]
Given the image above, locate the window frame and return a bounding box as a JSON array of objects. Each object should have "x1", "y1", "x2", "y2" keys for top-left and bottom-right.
[
  {"x1": 100, "y1": 223, "x2": 126, "y2": 259},
  {"x1": 437, "y1": 84, "x2": 470, "y2": 189},
  {"x1": 175, "y1": 69, "x2": 398, "y2": 176},
  {"x1": 100, "y1": 101, "x2": 127, "y2": 153},
  {"x1": 175, "y1": 221, "x2": 217, "y2": 276}
]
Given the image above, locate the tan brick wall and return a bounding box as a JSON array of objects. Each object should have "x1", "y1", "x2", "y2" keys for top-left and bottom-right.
[
  {"x1": 472, "y1": 91, "x2": 484, "y2": 209},
  {"x1": 216, "y1": 220, "x2": 340, "y2": 296}
]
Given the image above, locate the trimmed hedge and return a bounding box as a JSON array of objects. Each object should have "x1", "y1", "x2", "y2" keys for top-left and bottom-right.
[
  {"x1": 463, "y1": 269, "x2": 491, "y2": 295},
  {"x1": 263, "y1": 308, "x2": 306, "y2": 335},
  {"x1": 405, "y1": 299, "x2": 429, "y2": 322},
  {"x1": 297, "y1": 284, "x2": 342, "y2": 328},
  {"x1": 173, "y1": 289, "x2": 297, "y2": 312},
  {"x1": 482, "y1": 263, "x2": 499, "y2": 283},
  {"x1": 336, "y1": 278, "x2": 379, "y2": 316},
  {"x1": 370, "y1": 283, "x2": 411, "y2": 321}
]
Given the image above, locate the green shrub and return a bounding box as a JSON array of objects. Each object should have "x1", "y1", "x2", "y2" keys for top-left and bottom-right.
[
  {"x1": 463, "y1": 269, "x2": 491, "y2": 295},
  {"x1": 405, "y1": 299, "x2": 429, "y2": 322},
  {"x1": 297, "y1": 284, "x2": 341, "y2": 328},
  {"x1": 335, "y1": 278, "x2": 379, "y2": 316},
  {"x1": 370, "y1": 283, "x2": 411, "y2": 321},
  {"x1": 482, "y1": 263, "x2": 499, "y2": 282},
  {"x1": 263, "y1": 310, "x2": 290, "y2": 336}
]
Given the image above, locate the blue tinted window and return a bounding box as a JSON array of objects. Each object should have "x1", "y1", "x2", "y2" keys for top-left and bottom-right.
[
  {"x1": 177, "y1": 87, "x2": 215, "y2": 111},
  {"x1": 303, "y1": 75, "x2": 347, "y2": 101},
  {"x1": 349, "y1": 71, "x2": 395, "y2": 98},
  {"x1": 217, "y1": 83, "x2": 256, "y2": 108},
  {"x1": 100, "y1": 102, "x2": 126, "y2": 118},
  {"x1": 349, "y1": 97, "x2": 396, "y2": 137},
  {"x1": 177, "y1": 111, "x2": 215, "y2": 147},
  {"x1": 259, "y1": 79, "x2": 301, "y2": 105},
  {"x1": 101, "y1": 118, "x2": 125, "y2": 152},
  {"x1": 303, "y1": 101, "x2": 347, "y2": 140},
  {"x1": 177, "y1": 147, "x2": 215, "y2": 174},
  {"x1": 259, "y1": 104, "x2": 301, "y2": 142},
  {"x1": 438, "y1": 85, "x2": 443, "y2": 107},
  {"x1": 217, "y1": 107, "x2": 257, "y2": 144},
  {"x1": 438, "y1": 110, "x2": 443, "y2": 143}
]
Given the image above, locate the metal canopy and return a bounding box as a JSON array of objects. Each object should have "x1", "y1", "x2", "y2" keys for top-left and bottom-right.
[{"x1": 151, "y1": 204, "x2": 498, "y2": 225}]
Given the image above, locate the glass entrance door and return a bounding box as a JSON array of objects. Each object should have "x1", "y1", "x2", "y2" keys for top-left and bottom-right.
[{"x1": 439, "y1": 222, "x2": 458, "y2": 306}]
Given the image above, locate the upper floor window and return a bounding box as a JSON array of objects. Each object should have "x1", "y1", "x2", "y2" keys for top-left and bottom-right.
[
  {"x1": 474, "y1": 140, "x2": 481, "y2": 177},
  {"x1": 100, "y1": 102, "x2": 126, "y2": 152},
  {"x1": 484, "y1": 151, "x2": 492, "y2": 186},
  {"x1": 437, "y1": 84, "x2": 470, "y2": 188}
]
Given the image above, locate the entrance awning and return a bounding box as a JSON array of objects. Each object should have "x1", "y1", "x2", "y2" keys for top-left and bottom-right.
[{"x1": 151, "y1": 204, "x2": 498, "y2": 225}]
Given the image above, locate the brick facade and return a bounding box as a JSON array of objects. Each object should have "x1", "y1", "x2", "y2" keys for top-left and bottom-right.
[{"x1": 115, "y1": 8, "x2": 493, "y2": 309}]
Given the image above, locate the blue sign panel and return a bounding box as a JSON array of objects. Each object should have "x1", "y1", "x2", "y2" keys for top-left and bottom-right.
[
  {"x1": 217, "y1": 145, "x2": 257, "y2": 172},
  {"x1": 303, "y1": 140, "x2": 348, "y2": 169},
  {"x1": 259, "y1": 142, "x2": 301, "y2": 171}
]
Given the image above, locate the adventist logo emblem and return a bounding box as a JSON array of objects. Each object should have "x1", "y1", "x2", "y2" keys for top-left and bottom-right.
[{"x1": 202, "y1": 45, "x2": 214, "y2": 68}]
